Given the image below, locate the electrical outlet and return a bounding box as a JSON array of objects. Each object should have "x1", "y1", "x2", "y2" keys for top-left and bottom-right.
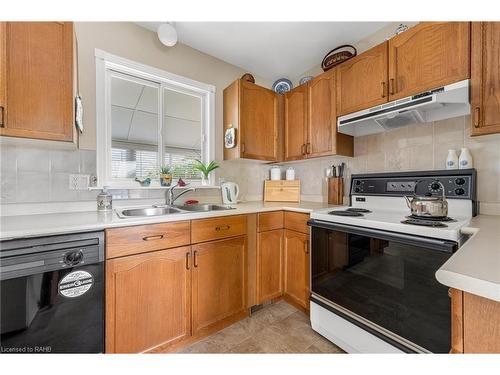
[{"x1": 69, "y1": 174, "x2": 90, "y2": 190}]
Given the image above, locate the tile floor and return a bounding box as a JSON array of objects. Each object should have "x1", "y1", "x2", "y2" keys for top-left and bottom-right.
[{"x1": 177, "y1": 300, "x2": 344, "y2": 354}]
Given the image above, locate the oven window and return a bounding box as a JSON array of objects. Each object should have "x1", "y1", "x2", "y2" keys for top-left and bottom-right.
[{"x1": 311, "y1": 226, "x2": 452, "y2": 353}]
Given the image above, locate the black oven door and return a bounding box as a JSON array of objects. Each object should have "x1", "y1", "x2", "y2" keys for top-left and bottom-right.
[{"x1": 309, "y1": 220, "x2": 457, "y2": 353}]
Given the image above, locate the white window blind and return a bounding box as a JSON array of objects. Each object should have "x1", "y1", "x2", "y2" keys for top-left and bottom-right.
[
  {"x1": 164, "y1": 147, "x2": 201, "y2": 180},
  {"x1": 112, "y1": 147, "x2": 158, "y2": 179}
]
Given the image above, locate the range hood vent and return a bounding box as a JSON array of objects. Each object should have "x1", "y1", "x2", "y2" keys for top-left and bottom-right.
[{"x1": 338, "y1": 80, "x2": 470, "y2": 137}]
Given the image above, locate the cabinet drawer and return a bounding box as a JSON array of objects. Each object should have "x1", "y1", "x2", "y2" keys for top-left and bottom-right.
[
  {"x1": 258, "y1": 211, "x2": 284, "y2": 232},
  {"x1": 284, "y1": 211, "x2": 310, "y2": 234},
  {"x1": 106, "y1": 221, "x2": 191, "y2": 259},
  {"x1": 191, "y1": 215, "x2": 247, "y2": 243}
]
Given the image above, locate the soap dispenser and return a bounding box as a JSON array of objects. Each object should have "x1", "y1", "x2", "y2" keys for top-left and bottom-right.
[{"x1": 97, "y1": 186, "x2": 113, "y2": 212}]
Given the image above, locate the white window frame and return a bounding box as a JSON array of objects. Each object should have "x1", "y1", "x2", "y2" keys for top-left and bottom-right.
[{"x1": 95, "y1": 49, "x2": 216, "y2": 188}]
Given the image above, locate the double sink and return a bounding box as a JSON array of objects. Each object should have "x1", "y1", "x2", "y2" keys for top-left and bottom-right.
[{"x1": 116, "y1": 203, "x2": 235, "y2": 219}]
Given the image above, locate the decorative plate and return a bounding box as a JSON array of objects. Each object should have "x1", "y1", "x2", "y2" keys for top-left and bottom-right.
[
  {"x1": 299, "y1": 76, "x2": 313, "y2": 85},
  {"x1": 272, "y1": 78, "x2": 293, "y2": 94},
  {"x1": 224, "y1": 127, "x2": 236, "y2": 149}
]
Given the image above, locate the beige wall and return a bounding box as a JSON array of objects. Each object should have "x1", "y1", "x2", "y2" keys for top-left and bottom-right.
[{"x1": 75, "y1": 22, "x2": 272, "y2": 156}]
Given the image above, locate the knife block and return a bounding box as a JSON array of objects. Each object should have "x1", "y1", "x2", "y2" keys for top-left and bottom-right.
[{"x1": 328, "y1": 177, "x2": 344, "y2": 205}]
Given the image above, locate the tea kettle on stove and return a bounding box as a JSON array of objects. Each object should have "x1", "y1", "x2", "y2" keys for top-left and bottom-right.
[{"x1": 404, "y1": 180, "x2": 448, "y2": 218}]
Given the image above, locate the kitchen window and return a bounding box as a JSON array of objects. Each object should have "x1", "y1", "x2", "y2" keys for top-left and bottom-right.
[{"x1": 95, "y1": 49, "x2": 215, "y2": 188}]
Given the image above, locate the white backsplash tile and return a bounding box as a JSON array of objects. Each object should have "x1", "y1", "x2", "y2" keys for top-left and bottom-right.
[{"x1": 17, "y1": 171, "x2": 50, "y2": 203}]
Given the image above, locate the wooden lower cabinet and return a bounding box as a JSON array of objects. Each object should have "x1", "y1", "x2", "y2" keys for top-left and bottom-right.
[
  {"x1": 283, "y1": 229, "x2": 310, "y2": 310},
  {"x1": 106, "y1": 246, "x2": 191, "y2": 353},
  {"x1": 192, "y1": 236, "x2": 247, "y2": 334},
  {"x1": 257, "y1": 229, "x2": 283, "y2": 303},
  {"x1": 450, "y1": 289, "x2": 500, "y2": 353}
]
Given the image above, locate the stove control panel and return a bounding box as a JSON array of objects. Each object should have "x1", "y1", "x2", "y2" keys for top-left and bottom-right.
[{"x1": 351, "y1": 171, "x2": 475, "y2": 200}]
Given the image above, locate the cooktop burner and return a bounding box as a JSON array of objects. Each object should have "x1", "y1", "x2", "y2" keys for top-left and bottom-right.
[
  {"x1": 401, "y1": 219, "x2": 448, "y2": 228},
  {"x1": 406, "y1": 215, "x2": 457, "y2": 222},
  {"x1": 346, "y1": 208, "x2": 372, "y2": 213},
  {"x1": 328, "y1": 210, "x2": 364, "y2": 217}
]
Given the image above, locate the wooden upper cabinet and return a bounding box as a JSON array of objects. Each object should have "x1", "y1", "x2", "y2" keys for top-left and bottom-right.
[
  {"x1": 191, "y1": 236, "x2": 246, "y2": 334},
  {"x1": 283, "y1": 229, "x2": 310, "y2": 310},
  {"x1": 106, "y1": 246, "x2": 192, "y2": 353},
  {"x1": 284, "y1": 84, "x2": 308, "y2": 161},
  {"x1": 471, "y1": 22, "x2": 500, "y2": 136},
  {"x1": 224, "y1": 80, "x2": 279, "y2": 161},
  {"x1": 337, "y1": 42, "x2": 388, "y2": 116},
  {"x1": 388, "y1": 22, "x2": 470, "y2": 100},
  {"x1": 308, "y1": 69, "x2": 336, "y2": 157},
  {"x1": 0, "y1": 22, "x2": 74, "y2": 142},
  {"x1": 0, "y1": 23, "x2": 5, "y2": 129}
]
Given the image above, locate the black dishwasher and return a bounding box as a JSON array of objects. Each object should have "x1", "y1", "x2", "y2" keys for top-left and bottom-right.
[{"x1": 0, "y1": 231, "x2": 104, "y2": 353}]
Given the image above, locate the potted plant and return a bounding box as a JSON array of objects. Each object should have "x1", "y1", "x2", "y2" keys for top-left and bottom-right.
[
  {"x1": 159, "y1": 166, "x2": 173, "y2": 187},
  {"x1": 193, "y1": 159, "x2": 219, "y2": 186}
]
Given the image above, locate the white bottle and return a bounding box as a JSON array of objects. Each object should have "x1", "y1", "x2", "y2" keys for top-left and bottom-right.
[
  {"x1": 459, "y1": 148, "x2": 473, "y2": 169},
  {"x1": 446, "y1": 149, "x2": 459, "y2": 170},
  {"x1": 285, "y1": 167, "x2": 295, "y2": 180}
]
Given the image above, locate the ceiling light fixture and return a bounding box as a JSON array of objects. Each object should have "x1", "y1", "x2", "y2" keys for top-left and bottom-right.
[{"x1": 157, "y1": 23, "x2": 178, "y2": 47}]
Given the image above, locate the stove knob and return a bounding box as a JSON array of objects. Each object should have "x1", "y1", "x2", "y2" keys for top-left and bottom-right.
[
  {"x1": 64, "y1": 250, "x2": 83, "y2": 266},
  {"x1": 354, "y1": 187, "x2": 360, "y2": 193},
  {"x1": 455, "y1": 188, "x2": 465, "y2": 196},
  {"x1": 355, "y1": 180, "x2": 361, "y2": 185},
  {"x1": 455, "y1": 178, "x2": 466, "y2": 185},
  {"x1": 431, "y1": 182, "x2": 441, "y2": 191}
]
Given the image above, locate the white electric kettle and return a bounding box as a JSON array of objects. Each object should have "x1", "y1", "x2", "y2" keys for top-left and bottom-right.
[{"x1": 221, "y1": 182, "x2": 239, "y2": 205}]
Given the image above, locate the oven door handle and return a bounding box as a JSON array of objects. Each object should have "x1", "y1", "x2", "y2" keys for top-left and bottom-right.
[{"x1": 308, "y1": 219, "x2": 456, "y2": 253}]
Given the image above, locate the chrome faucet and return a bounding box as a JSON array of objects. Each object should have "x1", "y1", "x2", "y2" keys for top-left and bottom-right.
[{"x1": 166, "y1": 182, "x2": 196, "y2": 206}]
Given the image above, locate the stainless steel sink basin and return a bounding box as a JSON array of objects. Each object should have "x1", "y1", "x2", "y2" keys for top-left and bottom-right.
[
  {"x1": 174, "y1": 204, "x2": 235, "y2": 212},
  {"x1": 118, "y1": 206, "x2": 183, "y2": 218}
]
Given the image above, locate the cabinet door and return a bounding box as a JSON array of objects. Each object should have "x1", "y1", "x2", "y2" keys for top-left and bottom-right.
[
  {"x1": 257, "y1": 229, "x2": 283, "y2": 303},
  {"x1": 0, "y1": 22, "x2": 74, "y2": 141},
  {"x1": 240, "y1": 80, "x2": 279, "y2": 161},
  {"x1": 283, "y1": 229, "x2": 310, "y2": 310},
  {"x1": 106, "y1": 246, "x2": 191, "y2": 353},
  {"x1": 0, "y1": 23, "x2": 5, "y2": 129},
  {"x1": 192, "y1": 236, "x2": 246, "y2": 334},
  {"x1": 336, "y1": 42, "x2": 388, "y2": 116},
  {"x1": 463, "y1": 292, "x2": 500, "y2": 353},
  {"x1": 284, "y1": 85, "x2": 308, "y2": 161},
  {"x1": 308, "y1": 69, "x2": 336, "y2": 157},
  {"x1": 471, "y1": 22, "x2": 500, "y2": 136},
  {"x1": 388, "y1": 22, "x2": 470, "y2": 100}
]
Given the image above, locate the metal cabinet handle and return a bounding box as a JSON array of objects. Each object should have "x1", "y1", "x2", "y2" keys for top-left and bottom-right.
[
  {"x1": 473, "y1": 107, "x2": 480, "y2": 128},
  {"x1": 0, "y1": 106, "x2": 5, "y2": 128},
  {"x1": 241, "y1": 143, "x2": 245, "y2": 154},
  {"x1": 186, "y1": 252, "x2": 191, "y2": 270},
  {"x1": 389, "y1": 78, "x2": 396, "y2": 95},
  {"x1": 381, "y1": 82, "x2": 386, "y2": 98},
  {"x1": 304, "y1": 239, "x2": 309, "y2": 254},
  {"x1": 142, "y1": 234, "x2": 164, "y2": 241},
  {"x1": 193, "y1": 250, "x2": 198, "y2": 268},
  {"x1": 301, "y1": 144, "x2": 306, "y2": 156},
  {"x1": 215, "y1": 224, "x2": 230, "y2": 231},
  {"x1": 306, "y1": 143, "x2": 311, "y2": 154}
]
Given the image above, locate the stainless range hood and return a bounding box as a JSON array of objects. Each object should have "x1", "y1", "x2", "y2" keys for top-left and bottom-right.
[{"x1": 337, "y1": 79, "x2": 470, "y2": 137}]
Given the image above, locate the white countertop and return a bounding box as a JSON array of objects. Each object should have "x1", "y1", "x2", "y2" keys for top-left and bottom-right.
[
  {"x1": 436, "y1": 214, "x2": 500, "y2": 302},
  {"x1": 0, "y1": 201, "x2": 335, "y2": 241}
]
